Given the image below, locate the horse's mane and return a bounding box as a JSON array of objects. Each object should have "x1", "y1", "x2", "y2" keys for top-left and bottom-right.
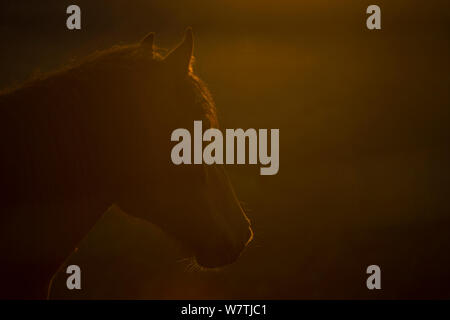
[
  {"x1": 0, "y1": 39, "x2": 219, "y2": 205},
  {"x1": 0, "y1": 42, "x2": 218, "y2": 128}
]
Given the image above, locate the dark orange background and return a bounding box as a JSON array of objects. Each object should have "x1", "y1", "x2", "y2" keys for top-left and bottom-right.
[{"x1": 1, "y1": 1, "x2": 449, "y2": 298}]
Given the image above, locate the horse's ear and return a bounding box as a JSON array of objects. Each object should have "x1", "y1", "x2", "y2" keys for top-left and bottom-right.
[
  {"x1": 140, "y1": 32, "x2": 155, "y2": 56},
  {"x1": 165, "y1": 27, "x2": 194, "y2": 73}
]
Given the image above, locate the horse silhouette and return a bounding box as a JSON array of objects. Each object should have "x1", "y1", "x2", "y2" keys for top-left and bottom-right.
[{"x1": 0, "y1": 29, "x2": 253, "y2": 299}]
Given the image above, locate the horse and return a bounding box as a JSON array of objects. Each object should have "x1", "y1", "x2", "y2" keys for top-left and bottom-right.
[{"x1": 0, "y1": 28, "x2": 253, "y2": 299}]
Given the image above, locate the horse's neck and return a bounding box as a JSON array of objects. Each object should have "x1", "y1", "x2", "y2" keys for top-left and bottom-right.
[{"x1": 0, "y1": 81, "x2": 112, "y2": 298}]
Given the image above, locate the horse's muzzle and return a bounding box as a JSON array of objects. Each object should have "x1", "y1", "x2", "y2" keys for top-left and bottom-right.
[{"x1": 195, "y1": 225, "x2": 253, "y2": 268}]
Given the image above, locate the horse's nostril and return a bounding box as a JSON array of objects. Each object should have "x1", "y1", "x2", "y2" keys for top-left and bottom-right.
[
  {"x1": 194, "y1": 229, "x2": 252, "y2": 268},
  {"x1": 239, "y1": 224, "x2": 253, "y2": 248},
  {"x1": 244, "y1": 226, "x2": 254, "y2": 246}
]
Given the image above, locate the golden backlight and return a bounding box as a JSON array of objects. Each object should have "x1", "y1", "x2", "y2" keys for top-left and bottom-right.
[{"x1": 0, "y1": 0, "x2": 449, "y2": 299}]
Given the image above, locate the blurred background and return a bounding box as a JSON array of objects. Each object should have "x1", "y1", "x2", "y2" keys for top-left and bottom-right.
[{"x1": 1, "y1": 0, "x2": 449, "y2": 298}]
